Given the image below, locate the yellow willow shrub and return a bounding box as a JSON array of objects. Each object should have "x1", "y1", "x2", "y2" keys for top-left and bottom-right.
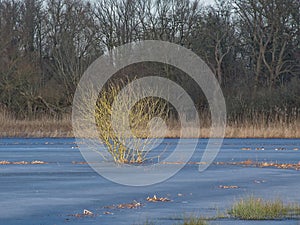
[{"x1": 95, "y1": 79, "x2": 169, "y2": 164}]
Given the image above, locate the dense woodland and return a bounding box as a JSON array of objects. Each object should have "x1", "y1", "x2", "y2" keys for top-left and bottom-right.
[{"x1": 0, "y1": 0, "x2": 299, "y2": 124}]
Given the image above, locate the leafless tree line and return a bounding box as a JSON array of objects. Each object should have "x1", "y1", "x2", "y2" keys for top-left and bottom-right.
[{"x1": 0, "y1": 0, "x2": 299, "y2": 119}]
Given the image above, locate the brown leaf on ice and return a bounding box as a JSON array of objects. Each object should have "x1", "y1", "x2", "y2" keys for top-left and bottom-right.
[{"x1": 146, "y1": 195, "x2": 171, "y2": 202}]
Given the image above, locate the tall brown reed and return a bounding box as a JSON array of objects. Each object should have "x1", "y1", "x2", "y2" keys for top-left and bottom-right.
[
  {"x1": 0, "y1": 109, "x2": 72, "y2": 137},
  {"x1": 0, "y1": 107, "x2": 299, "y2": 138}
]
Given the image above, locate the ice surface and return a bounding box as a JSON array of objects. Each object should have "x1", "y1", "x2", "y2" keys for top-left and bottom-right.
[{"x1": 0, "y1": 138, "x2": 299, "y2": 224}]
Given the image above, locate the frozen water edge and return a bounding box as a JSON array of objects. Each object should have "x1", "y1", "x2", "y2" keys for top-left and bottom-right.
[{"x1": 0, "y1": 138, "x2": 299, "y2": 225}]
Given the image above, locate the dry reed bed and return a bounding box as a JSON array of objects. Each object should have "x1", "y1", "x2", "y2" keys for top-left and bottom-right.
[
  {"x1": 0, "y1": 112, "x2": 299, "y2": 138},
  {"x1": 0, "y1": 112, "x2": 73, "y2": 137}
]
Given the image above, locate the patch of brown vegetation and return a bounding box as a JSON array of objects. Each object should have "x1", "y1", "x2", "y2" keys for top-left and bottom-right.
[
  {"x1": 215, "y1": 159, "x2": 254, "y2": 166},
  {"x1": 241, "y1": 159, "x2": 253, "y2": 165},
  {"x1": 146, "y1": 195, "x2": 171, "y2": 202},
  {"x1": 31, "y1": 160, "x2": 47, "y2": 164},
  {"x1": 259, "y1": 162, "x2": 300, "y2": 170},
  {"x1": 160, "y1": 161, "x2": 207, "y2": 165},
  {"x1": 0, "y1": 160, "x2": 47, "y2": 165},
  {"x1": 13, "y1": 161, "x2": 29, "y2": 165},
  {"x1": 219, "y1": 185, "x2": 239, "y2": 189},
  {"x1": 68, "y1": 209, "x2": 94, "y2": 218},
  {"x1": 104, "y1": 201, "x2": 142, "y2": 209},
  {"x1": 72, "y1": 161, "x2": 88, "y2": 164},
  {"x1": 117, "y1": 201, "x2": 142, "y2": 209},
  {"x1": 215, "y1": 160, "x2": 300, "y2": 170}
]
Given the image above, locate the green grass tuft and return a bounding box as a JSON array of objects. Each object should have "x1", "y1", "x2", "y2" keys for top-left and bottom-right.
[
  {"x1": 182, "y1": 217, "x2": 208, "y2": 225},
  {"x1": 229, "y1": 196, "x2": 300, "y2": 220}
]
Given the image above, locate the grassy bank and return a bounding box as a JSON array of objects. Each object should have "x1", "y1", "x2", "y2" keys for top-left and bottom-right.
[{"x1": 0, "y1": 112, "x2": 299, "y2": 138}]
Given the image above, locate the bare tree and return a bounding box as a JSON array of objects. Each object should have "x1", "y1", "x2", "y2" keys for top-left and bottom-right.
[
  {"x1": 45, "y1": 0, "x2": 102, "y2": 107},
  {"x1": 235, "y1": 0, "x2": 299, "y2": 90},
  {"x1": 191, "y1": 0, "x2": 235, "y2": 86},
  {"x1": 94, "y1": 0, "x2": 140, "y2": 50}
]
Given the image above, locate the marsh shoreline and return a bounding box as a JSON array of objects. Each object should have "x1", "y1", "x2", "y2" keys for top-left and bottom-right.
[{"x1": 0, "y1": 118, "x2": 299, "y2": 138}]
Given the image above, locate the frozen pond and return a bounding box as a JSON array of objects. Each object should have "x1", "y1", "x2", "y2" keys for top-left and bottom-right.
[{"x1": 0, "y1": 138, "x2": 299, "y2": 225}]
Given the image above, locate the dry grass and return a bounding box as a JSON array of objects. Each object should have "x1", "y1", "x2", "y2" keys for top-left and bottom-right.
[
  {"x1": 0, "y1": 111, "x2": 72, "y2": 137},
  {"x1": 0, "y1": 110, "x2": 299, "y2": 138},
  {"x1": 224, "y1": 122, "x2": 300, "y2": 138},
  {"x1": 182, "y1": 217, "x2": 208, "y2": 225},
  {"x1": 161, "y1": 120, "x2": 300, "y2": 138}
]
